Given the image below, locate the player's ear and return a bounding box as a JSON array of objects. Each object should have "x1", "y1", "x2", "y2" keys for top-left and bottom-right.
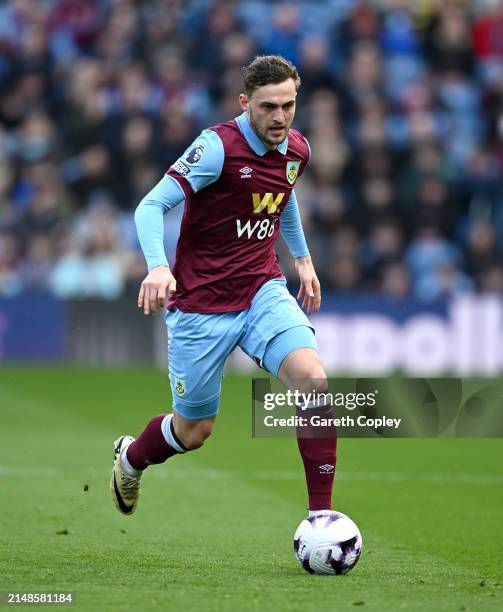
[{"x1": 239, "y1": 93, "x2": 248, "y2": 112}]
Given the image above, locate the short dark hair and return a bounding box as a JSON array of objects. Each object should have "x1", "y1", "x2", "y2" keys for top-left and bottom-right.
[{"x1": 243, "y1": 55, "x2": 301, "y2": 97}]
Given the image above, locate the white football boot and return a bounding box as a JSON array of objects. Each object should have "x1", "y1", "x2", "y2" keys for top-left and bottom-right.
[{"x1": 110, "y1": 435, "x2": 142, "y2": 515}]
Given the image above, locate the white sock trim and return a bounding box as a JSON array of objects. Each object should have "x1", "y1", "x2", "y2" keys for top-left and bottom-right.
[
  {"x1": 120, "y1": 447, "x2": 141, "y2": 477},
  {"x1": 161, "y1": 414, "x2": 186, "y2": 454},
  {"x1": 302, "y1": 395, "x2": 331, "y2": 410}
]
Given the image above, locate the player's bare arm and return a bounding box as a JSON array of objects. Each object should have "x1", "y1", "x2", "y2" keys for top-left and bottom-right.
[
  {"x1": 295, "y1": 256, "x2": 321, "y2": 315},
  {"x1": 138, "y1": 264, "x2": 176, "y2": 316}
]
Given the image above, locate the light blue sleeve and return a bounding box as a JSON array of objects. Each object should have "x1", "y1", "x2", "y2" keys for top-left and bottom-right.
[
  {"x1": 134, "y1": 175, "x2": 185, "y2": 270},
  {"x1": 134, "y1": 129, "x2": 224, "y2": 271},
  {"x1": 280, "y1": 190, "x2": 310, "y2": 258},
  {"x1": 169, "y1": 129, "x2": 224, "y2": 193}
]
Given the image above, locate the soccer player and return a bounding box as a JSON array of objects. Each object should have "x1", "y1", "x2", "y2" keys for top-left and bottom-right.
[{"x1": 111, "y1": 55, "x2": 336, "y2": 519}]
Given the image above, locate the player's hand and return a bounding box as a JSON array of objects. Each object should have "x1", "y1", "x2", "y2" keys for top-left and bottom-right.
[
  {"x1": 295, "y1": 256, "x2": 321, "y2": 315},
  {"x1": 138, "y1": 265, "x2": 176, "y2": 315}
]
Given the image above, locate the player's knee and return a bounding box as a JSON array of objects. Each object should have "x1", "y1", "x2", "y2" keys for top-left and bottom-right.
[
  {"x1": 308, "y1": 375, "x2": 328, "y2": 396},
  {"x1": 297, "y1": 363, "x2": 327, "y2": 394},
  {"x1": 182, "y1": 419, "x2": 214, "y2": 450}
]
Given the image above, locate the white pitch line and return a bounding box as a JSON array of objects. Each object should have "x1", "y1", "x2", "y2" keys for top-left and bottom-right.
[
  {"x1": 0, "y1": 466, "x2": 61, "y2": 476},
  {"x1": 0, "y1": 465, "x2": 502, "y2": 485}
]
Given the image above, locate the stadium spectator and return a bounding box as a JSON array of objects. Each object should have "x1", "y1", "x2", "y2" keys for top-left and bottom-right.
[
  {"x1": 0, "y1": 0, "x2": 501, "y2": 300},
  {"x1": 0, "y1": 231, "x2": 22, "y2": 296},
  {"x1": 379, "y1": 260, "x2": 411, "y2": 297}
]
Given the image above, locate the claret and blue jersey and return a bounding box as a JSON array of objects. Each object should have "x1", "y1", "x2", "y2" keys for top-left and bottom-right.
[{"x1": 135, "y1": 112, "x2": 311, "y2": 313}]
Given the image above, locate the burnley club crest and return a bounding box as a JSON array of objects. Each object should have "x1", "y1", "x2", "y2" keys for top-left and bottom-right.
[{"x1": 286, "y1": 161, "x2": 301, "y2": 185}]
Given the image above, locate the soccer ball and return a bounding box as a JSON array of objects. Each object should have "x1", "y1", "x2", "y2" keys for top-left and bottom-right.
[{"x1": 293, "y1": 511, "x2": 362, "y2": 575}]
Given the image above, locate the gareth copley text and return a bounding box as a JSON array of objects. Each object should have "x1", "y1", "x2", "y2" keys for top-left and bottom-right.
[{"x1": 263, "y1": 415, "x2": 402, "y2": 429}]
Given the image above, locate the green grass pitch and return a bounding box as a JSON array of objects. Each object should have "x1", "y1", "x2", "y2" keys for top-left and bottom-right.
[{"x1": 1, "y1": 365, "x2": 502, "y2": 611}]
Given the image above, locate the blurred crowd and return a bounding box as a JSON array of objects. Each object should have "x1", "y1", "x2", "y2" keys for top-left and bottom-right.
[{"x1": 1, "y1": 0, "x2": 502, "y2": 300}]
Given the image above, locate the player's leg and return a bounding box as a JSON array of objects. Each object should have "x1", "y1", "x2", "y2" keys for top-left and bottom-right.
[
  {"x1": 275, "y1": 344, "x2": 336, "y2": 515},
  {"x1": 111, "y1": 309, "x2": 240, "y2": 515},
  {"x1": 111, "y1": 413, "x2": 217, "y2": 516},
  {"x1": 124, "y1": 413, "x2": 217, "y2": 469},
  {"x1": 239, "y1": 277, "x2": 336, "y2": 514},
  {"x1": 171, "y1": 412, "x2": 216, "y2": 450},
  {"x1": 276, "y1": 346, "x2": 327, "y2": 394}
]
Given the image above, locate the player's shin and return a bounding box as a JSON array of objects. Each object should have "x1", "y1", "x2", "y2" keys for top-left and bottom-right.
[
  {"x1": 126, "y1": 413, "x2": 187, "y2": 470},
  {"x1": 295, "y1": 397, "x2": 337, "y2": 512}
]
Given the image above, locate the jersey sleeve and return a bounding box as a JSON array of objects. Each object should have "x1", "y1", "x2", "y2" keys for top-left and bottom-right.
[
  {"x1": 280, "y1": 190, "x2": 310, "y2": 258},
  {"x1": 134, "y1": 174, "x2": 185, "y2": 270},
  {"x1": 165, "y1": 129, "x2": 224, "y2": 196}
]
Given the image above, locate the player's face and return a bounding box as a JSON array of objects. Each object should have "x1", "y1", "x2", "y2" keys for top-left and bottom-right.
[{"x1": 239, "y1": 78, "x2": 297, "y2": 150}]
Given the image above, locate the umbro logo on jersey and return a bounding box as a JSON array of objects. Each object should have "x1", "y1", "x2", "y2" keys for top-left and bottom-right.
[{"x1": 239, "y1": 166, "x2": 253, "y2": 178}]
